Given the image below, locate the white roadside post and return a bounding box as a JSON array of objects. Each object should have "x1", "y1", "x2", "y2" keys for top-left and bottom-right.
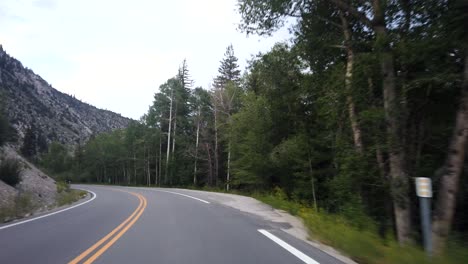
[{"x1": 415, "y1": 177, "x2": 433, "y2": 256}]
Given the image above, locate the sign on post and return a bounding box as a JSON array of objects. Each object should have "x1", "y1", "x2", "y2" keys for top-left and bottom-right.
[
  {"x1": 415, "y1": 177, "x2": 433, "y2": 256},
  {"x1": 415, "y1": 177, "x2": 432, "y2": 198}
]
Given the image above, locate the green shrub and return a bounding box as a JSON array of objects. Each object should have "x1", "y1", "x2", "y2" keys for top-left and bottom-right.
[
  {"x1": 14, "y1": 193, "x2": 35, "y2": 217},
  {"x1": 55, "y1": 180, "x2": 87, "y2": 206},
  {"x1": 56, "y1": 181, "x2": 70, "y2": 193},
  {"x1": 56, "y1": 189, "x2": 87, "y2": 206},
  {"x1": 254, "y1": 193, "x2": 467, "y2": 264},
  {"x1": 0, "y1": 158, "x2": 22, "y2": 186}
]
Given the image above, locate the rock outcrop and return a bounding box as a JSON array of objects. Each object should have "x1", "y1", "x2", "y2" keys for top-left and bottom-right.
[{"x1": 0, "y1": 45, "x2": 132, "y2": 147}]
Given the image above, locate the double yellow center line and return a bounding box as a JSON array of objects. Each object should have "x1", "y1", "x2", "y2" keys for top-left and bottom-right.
[{"x1": 68, "y1": 190, "x2": 147, "y2": 264}]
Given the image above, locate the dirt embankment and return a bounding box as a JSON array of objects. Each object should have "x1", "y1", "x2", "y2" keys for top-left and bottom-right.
[{"x1": 0, "y1": 146, "x2": 57, "y2": 221}]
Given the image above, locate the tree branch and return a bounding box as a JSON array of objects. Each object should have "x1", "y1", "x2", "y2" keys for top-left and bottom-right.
[
  {"x1": 316, "y1": 16, "x2": 343, "y2": 29},
  {"x1": 330, "y1": 0, "x2": 373, "y2": 28}
]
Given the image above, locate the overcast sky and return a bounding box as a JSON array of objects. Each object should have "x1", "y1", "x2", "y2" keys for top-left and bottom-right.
[{"x1": 0, "y1": 0, "x2": 291, "y2": 119}]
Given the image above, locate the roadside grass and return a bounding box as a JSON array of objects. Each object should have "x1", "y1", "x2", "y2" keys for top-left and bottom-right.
[
  {"x1": 0, "y1": 206, "x2": 15, "y2": 222},
  {"x1": 252, "y1": 194, "x2": 468, "y2": 264},
  {"x1": 1, "y1": 182, "x2": 87, "y2": 223},
  {"x1": 56, "y1": 181, "x2": 87, "y2": 207},
  {"x1": 0, "y1": 193, "x2": 37, "y2": 222}
]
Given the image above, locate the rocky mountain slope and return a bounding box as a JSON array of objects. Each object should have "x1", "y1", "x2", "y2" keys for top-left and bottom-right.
[{"x1": 0, "y1": 45, "x2": 132, "y2": 147}]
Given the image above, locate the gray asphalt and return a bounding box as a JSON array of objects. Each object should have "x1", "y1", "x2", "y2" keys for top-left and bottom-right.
[{"x1": 0, "y1": 185, "x2": 345, "y2": 264}]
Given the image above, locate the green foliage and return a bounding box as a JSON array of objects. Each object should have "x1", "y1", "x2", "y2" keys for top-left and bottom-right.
[
  {"x1": 0, "y1": 193, "x2": 38, "y2": 222},
  {"x1": 238, "y1": 0, "x2": 302, "y2": 35},
  {"x1": 14, "y1": 193, "x2": 35, "y2": 215},
  {"x1": 0, "y1": 158, "x2": 22, "y2": 186},
  {"x1": 230, "y1": 93, "x2": 273, "y2": 189},
  {"x1": 56, "y1": 181, "x2": 86, "y2": 206},
  {"x1": 41, "y1": 142, "x2": 72, "y2": 174},
  {"x1": 56, "y1": 181, "x2": 70, "y2": 193},
  {"x1": 255, "y1": 193, "x2": 468, "y2": 264},
  {"x1": 56, "y1": 189, "x2": 87, "y2": 207},
  {"x1": 213, "y1": 45, "x2": 241, "y2": 88}
]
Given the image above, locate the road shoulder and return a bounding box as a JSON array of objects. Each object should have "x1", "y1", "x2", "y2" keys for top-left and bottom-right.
[
  {"x1": 0, "y1": 188, "x2": 93, "y2": 229},
  {"x1": 170, "y1": 188, "x2": 358, "y2": 264}
]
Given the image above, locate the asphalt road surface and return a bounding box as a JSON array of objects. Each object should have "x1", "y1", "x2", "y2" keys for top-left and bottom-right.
[{"x1": 0, "y1": 185, "x2": 346, "y2": 264}]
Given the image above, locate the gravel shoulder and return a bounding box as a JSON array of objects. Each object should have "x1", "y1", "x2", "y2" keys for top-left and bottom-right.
[{"x1": 172, "y1": 188, "x2": 358, "y2": 264}]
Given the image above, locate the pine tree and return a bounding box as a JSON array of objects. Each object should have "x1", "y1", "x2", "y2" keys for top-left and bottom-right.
[
  {"x1": 213, "y1": 45, "x2": 241, "y2": 90},
  {"x1": 212, "y1": 45, "x2": 242, "y2": 189}
]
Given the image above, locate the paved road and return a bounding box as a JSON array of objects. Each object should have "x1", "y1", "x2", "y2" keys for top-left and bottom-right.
[{"x1": 0, "y1": 185, "x2": 345, "y2": 264}]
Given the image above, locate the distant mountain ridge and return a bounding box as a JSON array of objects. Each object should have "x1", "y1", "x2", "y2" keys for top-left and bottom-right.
[{"x1": 0, "y1": 45, "x2": 132, "y2": 147}]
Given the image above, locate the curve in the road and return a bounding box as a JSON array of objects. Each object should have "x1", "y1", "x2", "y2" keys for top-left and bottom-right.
[
  {"x1": 68, "y1": 189, "x2": 147, "y2": 264},
  {"x1": 139, "y1": 188, "x2": 210, "y2": 204}
]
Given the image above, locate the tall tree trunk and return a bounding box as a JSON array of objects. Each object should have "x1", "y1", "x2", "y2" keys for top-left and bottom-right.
[
  {"x1": 123, "y1": 164, "x2": 126, "y2": 185},
  {"x1": 125, "y1": 163, "x2": 129, "y2": 185},
  {"x1": 104, "y1": 165, "x2": 107, "y2": 184},
  {"x1": 226, "y1": 141, "x2": 231, "y2": 191},
  {"x1": 170, "y1": 104, "x2": 177, "y2": 185},
  {"x1": 339, "y1": 11, "x2": 364, "y2": 153},
  {"x1": 172, "y1": 103, "x2": 178, "y2": 154},
  {"x1": 369, "y1": 76, "x2": 388, "y2": 180},
  {"x1": 214, "y1": 103, "x2": 219, "y2": 187},
  {"x1": 146, "y1": 146, "x2": 150, "y2": 186},
  {"x1": 376, "y1": 24, "x2": 411, "y2": 245},
  {"x1": 432, "y1": 51, "x2": 468, "y2": 254},
  {"x1": 331, "y1": 0, "x2": 412, "y2": 244},
  {"x1": 154, "y1": 148, "x2": 158, "y2": 186},
  {"x1": 159, "y1": 135, "x2": 162, "y2": 186},
  {"x1": 165, "y1": 89, "x2": 174, "y2": 185},
  {"x1": 308, "y1": 152, "x2": 318, "y2": 211},
  {"x1": 370, "y1": 0, "x2": 411, "y2": 244},
  {"x1": 133, "y1": 150, "x2": 137, "y2": 186},
  {"x1": 206, "y1": 142, "x2": 213, "y2": 185},
  {"x1": 194, "y1": 108, "x2": 201, "y2": 185},
  {"x1": 376, "y1": 146, "x2": 387, "y2": 180}
]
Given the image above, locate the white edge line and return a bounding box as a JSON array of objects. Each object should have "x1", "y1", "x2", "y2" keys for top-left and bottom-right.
[
  {"x1": 156, "y1": 190, "x2": 210, "y2": 204},
  {"x1": 0, "y1": 189, "x2": 97, "y2": 230},
  {"x1": 258, "y1": 229, "x2": 320, "y2": 264}
]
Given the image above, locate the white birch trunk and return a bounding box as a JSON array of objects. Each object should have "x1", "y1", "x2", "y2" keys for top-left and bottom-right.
[
  {"x1": 214, "y1": 102, "x2": 219, "y2": 186},
  {"x1": 226, "y1": 141, "x2": 231, "y2": 191},
  {"x1": 193, "y1": 107, "x2": 201, "y2": 185},
  {"x1": 159, "y1": 135, "x2": 162, "y2": 186},
  {"x1": 339, "y1": 11, "x2": 363, "y2": 154},
  {"x1": 165, "y1": 88, "x2": 173, "y2": 184},
  {"x1": 172, "y1": 103, "x2": 177, "y2": 154}
]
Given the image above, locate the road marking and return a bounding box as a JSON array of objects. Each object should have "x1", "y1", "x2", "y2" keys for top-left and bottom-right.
[
  {"x1": 83, "y1": 194, "x2": 147, "y2": 264},
  {"x1": 68, "y1": 191, "x2": 147, "y2": 264},
  {"x1": 0, "y1": 189, "x2": 97, "y2": 231},
  {"x1": 155, "y1": 190, "x2": 210, "y2": 204},
  {"x1": 258, "y1": 229, "x2": 320, "y2": 264}
]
